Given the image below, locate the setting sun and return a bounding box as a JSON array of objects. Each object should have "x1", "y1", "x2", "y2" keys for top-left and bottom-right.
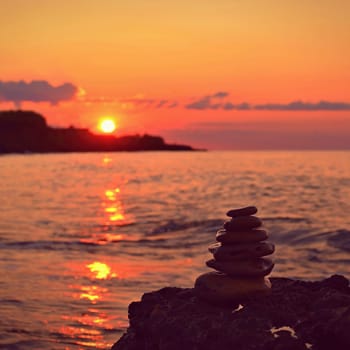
[{"x1": 98, "y1": 118, "x2": 117, "y2": 134}]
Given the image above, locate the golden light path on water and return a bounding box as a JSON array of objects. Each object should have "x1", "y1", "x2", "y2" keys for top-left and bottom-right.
[
  {"x1": 104, "y1": 188, "x2": 126, "y2": 223},
  {"x1": 61, "y1": 266, "x2": 115, "y2": 348},
  {"x1": 59, "y1": 178, "x2": 130, "y2": 349},
  {"x1": 78, "y1": 183, "x2": 128, "y2": 246},
  {"x1": 87, "y1": 261, "x2": 117, "y2": 280},
  {"x1": 56, "y1": 173, "x2": 193, "y2": 349},
  {"x1": 61, "y1": 258, "x2": 118, "y2": 348}
]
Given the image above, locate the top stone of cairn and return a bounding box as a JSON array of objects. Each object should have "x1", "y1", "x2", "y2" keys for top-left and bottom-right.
[{"x1": 226, "y1": 206, "x2": 258, "y2": 218}]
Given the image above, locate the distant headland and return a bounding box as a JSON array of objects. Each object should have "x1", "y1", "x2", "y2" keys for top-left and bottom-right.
[{"x1": 0, "y1": 111, "x2": 200, "y2": 153}]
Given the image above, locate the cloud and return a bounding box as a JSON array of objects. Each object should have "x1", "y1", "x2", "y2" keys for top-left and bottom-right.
[
  {"x1": 156, "y1": 100, "x2": 168, "y2": 108},
  {"x1": 186, "y1": 96, "x2": 211, "y2": 110},
  {"x1": 185, "y1": 92, "x2": 231, "y2": 110},
  {"x1": 254, "y1": 100, "x2": 350, "y2": 111},
  {"x1": 222, "y1": 102, "x2": 252, "y2": 110},
  {"x1": 168, "y1": 102, "x2": 178, "y2": 108},
  {"x1": 0, "y1": 80, "x2": 78, "y2": 108},
  {"x1": 185, "y1": 93, "x2": 350, "y2": 112},
  {"x1": 212, "y1": 91, "x2": 229, "y2": 98},
  {"x1": 82, "y1": 90, "x2": 350, "y2": 112},
  {"x1": 8, "y1": 81, "x2": 346, "y2": 113},
  {"x1": 121, "y1": 97, "x2": 155, "y2": 106},
  {"x1": 120, "y1": 98, "x2": 179, "y2": 109},
  {"x1": 80, "y1": 94, "x2": 180, "y2": 110}
]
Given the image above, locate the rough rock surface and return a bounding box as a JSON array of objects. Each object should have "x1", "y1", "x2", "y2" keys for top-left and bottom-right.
[{"x1": 112, "y1": 275, "x2": 350, "y2": 350}]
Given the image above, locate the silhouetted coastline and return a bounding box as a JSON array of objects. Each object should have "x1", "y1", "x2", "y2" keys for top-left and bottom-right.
[{"x1": 0, "y1": 110, "x2": 200, "y2": 153}]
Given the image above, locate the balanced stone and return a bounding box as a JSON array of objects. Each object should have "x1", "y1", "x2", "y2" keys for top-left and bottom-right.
[
  {"x1": 223, "y1": 216, "x2": 262, "y2": 231},
  {"x1": 208, "y1": 241, "x2": 275, "y2": 261},
  {"x1": 194, "y1": 206, "x2": 274, "y2": 305},
  {"x1": 194, "y1": 271, "x2": 271, "y2": 305},
  {"x1": 206, "y1": 257, "x2": 274, "y2": 277},
  {"x1": 216, "y1": 229, "x2": 268, "y2": 243},
  {"x1": 226, "y1": 206, "x2": 258, "y2": 218}
]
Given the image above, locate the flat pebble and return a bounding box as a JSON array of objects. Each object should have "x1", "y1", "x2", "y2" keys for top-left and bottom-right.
[
  {"x1": 224, "y1": 216, "x2": 262, "y2": 231},
  {"x1": 208, "y1": 241, "x2": 275, "y2": 260},
  {"x1": 226, "y1": 206, "x2": 258, "y2": 217},
  {"x1": 216, "y1": 229, "x2": 268, "y2": 243},
  {"x1": 206, "y1": 257, "x2": 274, "y2": 277},
  {"x1": 194, "y1": 272, "x2": 271, "y2": 304}
]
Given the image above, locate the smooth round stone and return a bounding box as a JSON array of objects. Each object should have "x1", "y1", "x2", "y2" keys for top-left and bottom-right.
[
  {"x1": 216, "y1": 229, "x2": 268, "y2": 243},
  {"x1": 224, "y1": 216, "x2": 262, "y2": 231},
  {"x1": 194, "y1": 271, "x2": 271, "y2": 305},
  {"x1": 226, "y1": 206, "x2": 258, "y2": 218},
  {"x1": 208, "y1": 241, "x2": 275, "y2": 260},
  {"x1": 206, "y1": 257, "x2": 274, "y2": 277}
]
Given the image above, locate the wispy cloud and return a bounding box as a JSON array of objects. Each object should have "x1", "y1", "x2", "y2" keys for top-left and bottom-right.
[
  {"x1": 90, "y1": 93, "x2": 350, "y2": 111},
  {"x1": 8, "y1": 81, "x2": 347, "y2": 113},
  {"x1": 168, "y1": 102, "x2": 178, "y2": 108},
  {"x1": 0, "y1": 80, "x2": 78, "y2": 108},
  {"x1": 185, "y1": 91, "x2": 231, "y2": 110},
  {"x1": 81, "y1": 95, "x2": 179, "y2": 109},
  {"x1": 254, "y1": 101, "x2": 350, "y2": 111},
  {"x1": 184, "y1": 92, "x2": 350, "y2": 111},
  {"x1": 222, "y1": 102, "x2": 251, "y2": 110},
  {"x1": 119, "y1": 97, "x2": 179, "y2": 109},
  {"x1": 212, "y1": 91, "x2": 229, "y2": 98}
]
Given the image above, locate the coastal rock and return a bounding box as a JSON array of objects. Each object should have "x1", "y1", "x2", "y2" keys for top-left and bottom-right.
[
  {"x1": 112, "y1": 275, "x2": 350, "y2": 350},
  {"x1": 226, "y1": 206, "x2": 258, "y2": 217},
  {"x1": 216, "y1": 229, "x2": 268, "y2": 243}
]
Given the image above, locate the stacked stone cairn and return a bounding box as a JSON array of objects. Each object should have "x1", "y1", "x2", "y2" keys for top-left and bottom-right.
[{"x1": 194, "y1": 206, "x2": 275, "y2": 305}]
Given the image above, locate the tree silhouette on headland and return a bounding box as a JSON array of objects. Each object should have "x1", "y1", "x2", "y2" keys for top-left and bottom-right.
[{"x1": 0, "y1": 110, "x2": 197, "y2": 153}]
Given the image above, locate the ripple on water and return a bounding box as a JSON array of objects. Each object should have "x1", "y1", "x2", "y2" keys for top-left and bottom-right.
[{"x1": 327, "y1": 229, "x2": 350, "y2": 252}]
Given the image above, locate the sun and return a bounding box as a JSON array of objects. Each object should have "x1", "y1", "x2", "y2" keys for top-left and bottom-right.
[{"x1": 98, "y1": 118, "x2": 117, "y2": 134}]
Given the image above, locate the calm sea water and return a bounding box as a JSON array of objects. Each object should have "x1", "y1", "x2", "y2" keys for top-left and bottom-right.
[{"x1": 1, "y1": 151, "x2": 350, "y2": 349}]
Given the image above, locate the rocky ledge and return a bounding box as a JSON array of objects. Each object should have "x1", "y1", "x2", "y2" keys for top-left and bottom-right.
[{"x1": 112, "y1": 275, "x2": 350, "y2": 350}]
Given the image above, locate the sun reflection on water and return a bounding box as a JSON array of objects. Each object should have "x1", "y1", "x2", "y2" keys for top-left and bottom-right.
[
  {"x1": 60, "y1": 182, "x2": 133, "y2": 348},
  {"x1": 63, "y1": 309, "x2": 116, "y2": 328},
  {"x1": 61, "y1": 260, "x2": 119, "y2": 349},
  {"x1": 59, "y1": 309, "x2": 116, "y2": 349},
  {"x1": 79, "y1": 233, "x2": 124, "y2": 245},
  {"x1": 87, "y1": 261, "x2": 117, "y2": 280},
  {"x1": 58, "y1": 322, "x2": 108, "y2": 349},
  {"x1": 102, "y1": 156, "x2": 112, "y2": 164},
  {"x1": 103, "y1": 187, "x2": 126, "y2": 224},
  {"x1": 79, "y1": 285, "x2": 107, "y2": 303}
]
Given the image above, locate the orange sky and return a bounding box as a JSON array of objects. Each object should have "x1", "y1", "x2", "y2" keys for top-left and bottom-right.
[{"x1": 1, "y1": 0, "x2": 350, "y2": 149}]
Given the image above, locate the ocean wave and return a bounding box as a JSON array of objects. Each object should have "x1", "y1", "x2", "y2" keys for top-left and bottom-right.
[
  {"x1": 0, "y1": 234, "x2": 207, "y2": 252},
  {"x1": 149, "y1": 219, "x2": 223, "y2": 235},
  {"x1": 0, "y1": 240, "x2": 106, "y2": 250},
  {"x1": 262, "y1": 216, "x2": 311, "y2": 223},
  {"x1": 269, "y1": 228, "x2": 350, "y2": 254},
  {"x1": 149, "y1": 216, "x2": 311, "y2": 237},
  {"x1": 0, "y1": 340, "x2": 51, "y2": 350},
  {"x1": 0, "y1": 298, "x2": 23, "y2": 304},
  {"x1": 327, "y1": 229, "x2": 350, "y2": 251}
]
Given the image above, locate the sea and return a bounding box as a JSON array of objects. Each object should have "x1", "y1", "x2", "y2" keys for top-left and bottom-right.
[{"x1": 1, "y1": 151, "x2": 350, "y2": 349}]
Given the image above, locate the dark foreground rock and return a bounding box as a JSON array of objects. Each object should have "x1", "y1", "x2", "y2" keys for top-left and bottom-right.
[{"x1": 112, "y1": 275, "x2": 350, "y2": 350}]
